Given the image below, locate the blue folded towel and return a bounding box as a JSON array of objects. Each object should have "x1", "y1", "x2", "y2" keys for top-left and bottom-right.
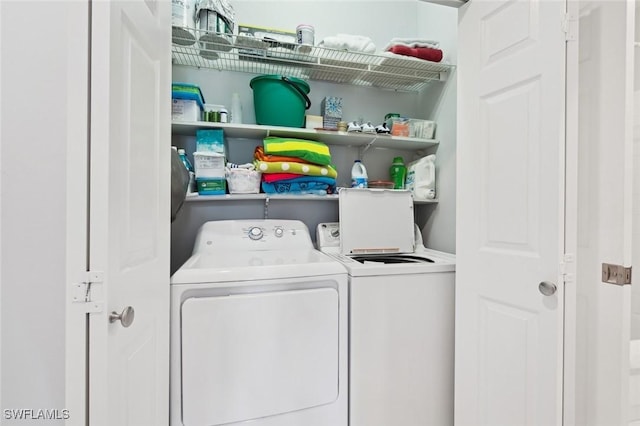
[{"x1": 261, "y1": 176, "x2": 336, "y2": 194}]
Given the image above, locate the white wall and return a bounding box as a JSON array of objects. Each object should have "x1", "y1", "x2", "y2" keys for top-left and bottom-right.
[
  {"x1": 0, "y1": 2, "x2": 82, "y2": 422},
  {"x1": 416, "y1": 1, "x2": 457, "y2": 254},
  {"x1": 631, "y1": 0, "x2": 640, "y2": 343},
  {"x1": 575, "y1": 2, "x2": 633, "y2": 425}
]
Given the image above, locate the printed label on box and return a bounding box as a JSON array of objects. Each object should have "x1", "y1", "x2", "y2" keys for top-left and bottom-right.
[
  {"x1": 194, "y1": 152, "x2": 225, "y2": 178},
  {"x1": 196, "y1": 129, "x2": 226, "y2": 154}
]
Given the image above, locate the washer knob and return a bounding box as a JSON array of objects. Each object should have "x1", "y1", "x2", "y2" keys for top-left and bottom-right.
[
  {"x1": 248, "y1": 227, "x2": 263, "y2": 240},
  {"x1": 274, "y1": 227, "x2": 284, "y2": 238}
]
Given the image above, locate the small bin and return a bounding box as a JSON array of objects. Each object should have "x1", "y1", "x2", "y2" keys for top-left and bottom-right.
[
  {"x1": 197, "y1": 178, "x2": 226, "y2": 195},
  {"x1": 408, "y1": 119, "x2": 436, "y2": 139},
  {"x1": 193, "y1": 152, "x2": 225, "y2": 178},
  {"x1": 226, "y1": 168, "x2": 261, "y2": 194},
  {"x1": 172, "y1": 99, "x2": 202, "y2": 122}
]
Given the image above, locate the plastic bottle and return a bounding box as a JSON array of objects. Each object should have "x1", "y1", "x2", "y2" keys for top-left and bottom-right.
[
  {"x1": 177, "y1": 148, "x2": 194, "y2": 172},
  {"x1": 351, "y1": 160, "x2": 368, "y2": 188},
  {"x1": 177, "y1": 148, "x2": 196, "y2": 193},
  {"x1": 389, "y1": 156, "x2": 407, "y2": 189},
  {"x1": 230, "y1": 93, "x2": 243, "y2": 124}
]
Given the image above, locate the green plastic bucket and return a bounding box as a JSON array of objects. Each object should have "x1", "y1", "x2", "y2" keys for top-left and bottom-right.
[{"x1": 250, "y1": 75, "x2": 311, "y2": 128}]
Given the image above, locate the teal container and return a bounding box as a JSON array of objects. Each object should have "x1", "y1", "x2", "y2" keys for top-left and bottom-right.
[
  {"x1": 389, "y1": 156, "x2": 407, "y2": 189},
  {"x1": 250, "y1": 75, "x2": 311, "y2": 128}
]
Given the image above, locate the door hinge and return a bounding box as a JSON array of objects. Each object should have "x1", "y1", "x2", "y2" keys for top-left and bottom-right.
[
  {"x1": 561, "y1": 254, "x2": 575, "y2": 283},
  {"x1": 562, "y1": 13, "x2": 578, "y2": 41},
  {"x1": 71, "y1": 271, "x2": 104, "y2": 313},
  {"x1": 602, "y1": 263, "x2": 632, "y2": 286}
]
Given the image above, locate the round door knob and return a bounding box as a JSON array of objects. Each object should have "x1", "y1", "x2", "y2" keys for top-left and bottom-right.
[
  {"x1": 538, "y1": 281, "x2": 557, "y2": 296},
  {"x1": 109, "y1": 306, "x2": 135, "y2": 327}
]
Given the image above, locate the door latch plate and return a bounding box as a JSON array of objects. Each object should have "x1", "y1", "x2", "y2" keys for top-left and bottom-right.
[{"x1": 602, "y1": 263, "x2": 632, "y2": 286}]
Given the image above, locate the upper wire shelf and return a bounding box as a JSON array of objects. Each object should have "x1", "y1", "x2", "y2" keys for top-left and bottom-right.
[{"x1": 171, "y1": 28, "x2": 454, "y2": 92}]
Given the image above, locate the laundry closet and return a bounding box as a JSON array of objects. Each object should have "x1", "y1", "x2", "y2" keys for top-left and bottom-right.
[{"x1": 4, "y1": 1, "x2": 640, "y2": 425}]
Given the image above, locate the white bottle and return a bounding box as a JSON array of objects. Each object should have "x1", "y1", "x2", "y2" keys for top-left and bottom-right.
[
  {"x1": 230, "y1": 92, "x2": 243, "y2": 124},
  {"x1": 351, "y1": 160, "x2": 368, "y2": 188}
]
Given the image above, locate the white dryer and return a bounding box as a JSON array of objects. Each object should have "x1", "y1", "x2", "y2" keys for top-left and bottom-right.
[
  {"x1": 316, "y1": 189, "x2": 455, "y2": 426},
  {"x1": 170, "y1": 219, "x2": 348, "y2": 426}
]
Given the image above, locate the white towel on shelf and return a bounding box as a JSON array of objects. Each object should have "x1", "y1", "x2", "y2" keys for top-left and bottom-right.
[
  {"x1": 383, "y1": 38, "x2": 440, "y2": 51},
  {"x1": 319, "y1": 34, "x2": 376, "y2": 54}
]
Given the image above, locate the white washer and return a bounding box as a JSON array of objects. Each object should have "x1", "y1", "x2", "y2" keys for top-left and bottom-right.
[
  {"x1": 171, "y1": 219, "x2": 348, "y2": 426},
  {"x1": 316, "y1": 189, "x2": 455, "y2": 426}
]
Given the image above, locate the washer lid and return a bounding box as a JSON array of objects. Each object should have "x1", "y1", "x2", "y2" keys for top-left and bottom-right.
[
  {"x1": 171, "y1": 249, "x2": 346, "y2": 284},
  {"x1": 339, "y1": 189, "x2": 415, "y2": 255}
]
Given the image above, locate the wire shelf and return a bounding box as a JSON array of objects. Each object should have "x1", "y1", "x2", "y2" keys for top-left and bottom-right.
[{"x1": 171, "y1": 28, "x2": 454, "y2": 92}]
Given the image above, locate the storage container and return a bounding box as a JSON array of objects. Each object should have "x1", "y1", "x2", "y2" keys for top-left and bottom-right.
[
  {"x1": 368, "y1": 180, "x2": 394, "y2": 189},
  {"x1": 250, "y1": 75, "x2": 311, "y2": 128},
  {"x1": 172, "y1": 82, "x2": 205, "y2": 108},
  {"x1": 406, "y1": 154, "x2": 436, "y2": 200},
  {"x1": 196, "y1": 178, "x2": 226, "y2": 195},
  {"x1": 172, "y1": 99, "x2": 202, "y2": 122},
  {"x1": 196, "y1": 1, "x2": 234, "y2": 60},
  {"x1": 409, "y1": 119, "x2": 436, "y2": 139},
  {"x1": 171, "y1": 0, "x2": 197, "y2": 46},
  {"x1": 226, "y1": 168, "x2": 261, "y2": 194},
  {"x1": 196, "y1": 129, "x2": 225, "y2": 154},
  {"x1": 193, "y1": 152, "x2": 225, "y2": 178}
]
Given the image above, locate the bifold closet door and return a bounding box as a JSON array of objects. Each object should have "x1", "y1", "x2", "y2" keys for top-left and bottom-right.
[
  {"x1": 88, "y1": 1, "x2": 171, "y2": 424},
  {"x1": 456, "y1": 0, "x2": 574, "y2": 425}
]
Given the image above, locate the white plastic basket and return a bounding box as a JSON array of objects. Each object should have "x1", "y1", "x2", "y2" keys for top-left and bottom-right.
[{"x1": 226, "y1": 167, "x2": 261, "y2": 194}]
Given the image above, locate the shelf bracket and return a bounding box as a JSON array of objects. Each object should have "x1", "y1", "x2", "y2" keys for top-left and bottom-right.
[
  {"x1": 361, "y1": 136, "x2": 378, "y2": 155},
  {"x1": 264, "y1": 197, "x2": 270, "y2": 219}
]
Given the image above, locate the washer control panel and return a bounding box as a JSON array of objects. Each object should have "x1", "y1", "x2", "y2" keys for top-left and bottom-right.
[{"x1": 316, "y1": 222, "x2": 340, "y2": 249}]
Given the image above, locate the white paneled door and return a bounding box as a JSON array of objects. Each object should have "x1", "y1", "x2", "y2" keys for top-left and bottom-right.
[
  {"x1": 88, "y1": 1, "x2": 171, "y2": 424},
  {"x1": 456, "y1": 0, "x2": 572, "y2": 425}
]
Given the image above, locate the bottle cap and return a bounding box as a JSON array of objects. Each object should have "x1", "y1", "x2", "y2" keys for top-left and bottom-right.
[{"x1": 392, "y1": 156, "x2": 404, "y2": 164}]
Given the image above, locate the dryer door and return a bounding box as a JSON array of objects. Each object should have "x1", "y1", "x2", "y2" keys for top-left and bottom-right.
[{"x1": 181, "y1": 287, "x2": 339, "y2": 425}]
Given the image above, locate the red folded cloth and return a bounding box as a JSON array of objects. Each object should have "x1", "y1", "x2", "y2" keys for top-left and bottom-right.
[
  {"x1": 262, "y1": 173, "x2": 303, "y2": 183},
  {"x1": 388, "y1": 45, "x2": 443, "y2": 63}
]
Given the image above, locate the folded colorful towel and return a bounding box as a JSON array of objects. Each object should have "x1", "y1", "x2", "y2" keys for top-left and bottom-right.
[
  {"x1": 261, "y1": 176, "x2": 337, "y2": 194},
  {"x1": 254, "y1": 159, "x2": 337, "y2": 179},
  {"x1": 263, "y1": 137, "x2": 332, "y2": 166},
  {"x1": 263, "y1": 189, "x2": 330, "y2": 196},
  {"x1": 262, "y1": 173, "x2": 304, "y2": 183},
  {"x1": 254, "y1": 146, "x2": 307, "y2": 164}
]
